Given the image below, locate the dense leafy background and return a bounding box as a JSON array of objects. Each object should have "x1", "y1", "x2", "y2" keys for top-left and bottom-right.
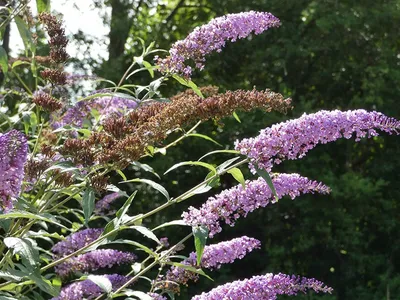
[{"x1": 84, "y1": 0, "x2": 400, "y2": 299}]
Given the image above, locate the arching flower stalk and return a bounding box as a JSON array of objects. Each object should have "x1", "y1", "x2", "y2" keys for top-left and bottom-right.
[
  {"x1": 235, "y1": 109, "x2": 400, "y2": 172},
  {"x1": 183, "y1": 174, "x2": 330, "y2": 237},
  {"x1": 192, "y1": 273, "x2": 333, "y2": 300},
  {"x1": 156, "y1": 11, "x2": 281, "y2": 78}
]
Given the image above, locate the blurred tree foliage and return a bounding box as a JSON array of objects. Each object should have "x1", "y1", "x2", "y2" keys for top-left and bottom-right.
[{"x1": 71, "y1": 0, "x2": 400, "y2": 299}]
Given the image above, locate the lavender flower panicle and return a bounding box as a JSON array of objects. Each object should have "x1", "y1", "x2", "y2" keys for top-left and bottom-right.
[
  {"x1": 55, "y1": 249, "x2": 137, "y2": 277},
  {"x1": 235, "y1": 109, "x2": 400, "y2": 172},
  {"x1": 192, "y1": 273, "x2": 332, "y2": 300},
  {"x1": 53, "y1": 274, "x2": 130, "y2": 300},
  {"x1": 156, "y1": 11, "x2": 280, "y2": 78},
  {"x1": 0, "y1": 130, "x2": 28, "y2": 212},
  {"x1": 147, "y1": 293, "x2": 168, "y2": 300},
  {"x1": 95, "y1": 192, "x2": 123, "y2": 215},
  {"x1": 182, "y1": 174, "x2": 330, "y2": 237},
  {"x1": 165, "y1": 236, "x2": 260, "y2": 286},
  {"x1": 52, "y1": 93, "x2": 138, "y2": 129},
  {"x1": 51, "y1": 228, "x2": 103, "y2": 258}
]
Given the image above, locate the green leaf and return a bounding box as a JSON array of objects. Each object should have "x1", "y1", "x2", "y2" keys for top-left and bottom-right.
[
  {"x1": 110, "y1": 239, "x2": 157, "y2": 257},
  {"x1": 120, "y1": 178, "x2": 169, "y2": 200},
  {"x1": 198, "y1": 149, "x2": 241, "y2": 161},
  {"x1": 14, "y1": 16, "x2": 34, "y2": 54},
  {"x1": 131, "y1": 161, "x2": 160, "y2": 179},
  {"x1": 88, "y1": 275, "x2": 112, "y2": 294},
  {"x1": 28, "y1": 270, "x2": 59, "y2": 296},
  {"x1": 217, "y1": 157, "x2": 241, "y2": 172},
  {"x1": 0, "y1": 270, "x2": 26, "y2": 282},
  {"x1": 152, "y1": 220, "x2": 188, "y2": 231},
  {"x1": 124, "y1": 290, "x2": 153, "y2": 300},
  {"x1": 0, "y1": 211, "x2": 66, "y2": 228},
  {"x1": 193, "y1": 226, "x2": 208, "y2": 266},
  {"x1": 82, "y1": 188, "x2": 95, "y2": 225},
  {"x1": 130, "y1": 225, "x2": 161, "y2": 244},
  {"x1": 116, "y1": 191, "x2": 138, "y2": 220},
  {"x1": 0, "y1": 46, "x2": 8, "y2": 76},
  {"x1": 227, "y1": 167, "x2": 246, "y2": 188},
  {"x1": 166, "y1": 262, "x2": 213, "y2": 281},
  {"x1": 164, "y1": 161, "x2": 217, "y2": 176},
  {"x1": 142, "y1": 60, "x2": 154, "y2": 78},
  {"x1": 232, "y1": 111, "x2": 241, "y2": 123},
  {"x1": 11, "y1": 60, "x2": 30, "y2": 69},
  {"x1": 255, "y1": 167, "x2": 279, "y2": 201},
  {"x1": 36, "y1": 0, "x2": 51, "y2": 13},
  {"x1": 4, "y1": 238, "x2": 39, "y2": 270},
  {"x1": 186, "y1": 133, "x2": 222, "y2": 146},
  {"x1": 116, "y1": 169, "x2": 127, "y2": 181},
  {"x1": 172, "y1": 74, "x2": 204, "y2": 98}
]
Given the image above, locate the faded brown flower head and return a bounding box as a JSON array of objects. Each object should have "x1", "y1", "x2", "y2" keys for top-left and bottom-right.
[
  {"x1": 32, "y1": 90, "x2": 63, "y2": 111},
  {"x1": 90, "y1": 173, "x2": 110, "y2": 194},
  {"x1": 40, "y1": 69, "x2": 67, "y2": 85},
  {"x1": 60, "y1": 86, "x2": 291, "y2": 167}
]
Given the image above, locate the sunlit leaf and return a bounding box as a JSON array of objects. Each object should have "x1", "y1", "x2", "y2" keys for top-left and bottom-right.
[
  {"x1": 0, "y1": 46, "x2": 8, "y2": 76},
  {"x1": 36, "y1": 0, "x2": 51, "y2": 13},
  {"x1": 193, "y1": 226, "x2": 208, "y2": 266},
  {"x1": 83, "y1": 188, "x2": 95, "y2": 225},
  {"x1": 227, "y1": 167, "x2": 246, "y2": 188},
  {"x1": 88, "y1": 275, "x2": 112, "y2": 294},
  {"x1": 4, "y1": 238, "x2": 39, "y2": 270},
  {"x1": 164, "y1": 161, "x2": 217, "y2": 176},
  {"x1": 255, "y1": 167, "x2": 278, "y2": 201},
  {"x1": 152, "y1": 220, "x2": 188, "y2": 231},
  {"x1": 121, "y1": 179, "x2": 169, "y2": 200}
]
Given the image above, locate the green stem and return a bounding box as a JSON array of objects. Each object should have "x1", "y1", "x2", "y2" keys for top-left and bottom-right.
[{"x1": 12, "y1": 70, "x2": 33, "y2": 95}]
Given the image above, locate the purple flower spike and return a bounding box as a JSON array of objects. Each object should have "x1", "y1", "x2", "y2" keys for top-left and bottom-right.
[
  {"x1": 55, "y1": 249, "x2": 136, "y2": 277},
  {"x1": 51, "y1": 92, "x2": 138, "y2": 129},
  {"x1": 95, "y1": 192, "x2": 123, "y2": 215},
  {"x1": 0, "y1": 130, "x2": 28, "y2": 212},
  {"x1": 166, "y1": 236, "x2": 260, "y2": 285},
  {"x1": 53, "y1": 274, "x2": 130, "y2": 300},
  {"x1": 156, "y1": 11, "x2": 280, "y2": 78},
  {"x1": 191, "y1": 273, "x2": 333, "y2": 300},
  {"x1": 182, "y1": 174, "x2": 330, "y2": 237},
  {"x1": 147, "y1": 293, "x2": 168, "y2": 300},
  {"x1": 52, "y1": 228, "x2": 103, "y2": 258},
  {"x1": 235, "y1": 109, "x2": 400, "y2": 172}
]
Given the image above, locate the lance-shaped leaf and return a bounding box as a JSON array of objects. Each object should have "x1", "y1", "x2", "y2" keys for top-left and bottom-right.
[
  {"x1": 193, "y1": 226, "x2": 208, "y2": 266},
  {"x1": 121, "y1": 178, "x2": 169, "y2": 200},
  {"x1": 4, "y1": 238, "x2": 39, "y2": 270}
]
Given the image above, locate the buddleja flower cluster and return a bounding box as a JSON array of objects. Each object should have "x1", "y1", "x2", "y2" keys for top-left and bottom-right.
[
  {"x1": 0, "y1": 130, "x2": 28, "y2": 212},
  {"x1": 192, "y1": 273, "x2": 333, "y2": 299},
  {"x1": 183, "y1": 174, "x2": 330, "y2": 237},
  {"x1": 156, "y1": 11, "x2": 281, "y2": 78},
  {"x1": 235, "y1": 109, "x2": 400, "y2": 172},
  {"x1": 52, "y1": 229, "x2": 136, "y2": 278},
  {"x1": 163, "y1": 236, "x2": 261, "y2": 287},
  {"x1": 52, "y1": 274, "x2": 130, "y2": 300}
]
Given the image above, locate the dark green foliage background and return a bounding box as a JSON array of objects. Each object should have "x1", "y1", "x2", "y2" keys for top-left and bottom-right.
[{"x1": 78, "y1": 0, "x2": 400, "y2": 299}]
